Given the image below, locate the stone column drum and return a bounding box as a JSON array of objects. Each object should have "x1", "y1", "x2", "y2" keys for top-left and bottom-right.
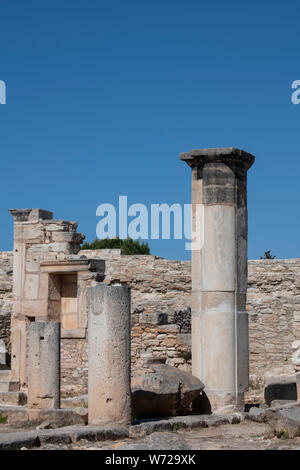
[
  {"x1": 88, "y1": 285, "x2": 131, "y2": 425},
  {"x1": 181, "y1": 148, "x2": 255, "y2": 410},
  {"x1": 27, "y1": 321, "x2": 61, "y2": 409}
]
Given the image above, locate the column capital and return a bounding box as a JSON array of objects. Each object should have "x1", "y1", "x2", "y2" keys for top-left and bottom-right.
[{"x1": 180, "y1": 147, "x2": 255, "y2": 171}]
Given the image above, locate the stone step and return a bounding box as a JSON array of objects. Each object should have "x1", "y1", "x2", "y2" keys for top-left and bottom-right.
[
  {"x1": 0, "y1": 370, "x2": 10, "y2": 381},
  {"x1": 0, "y1": 370, "x2": 11, "y2": 393},
  {"x1": 0, "y1": 391, "x2": 27, "y2": 406},
  {"x1": 0, "y1": 382, "x2": 9, "y2": 393}
]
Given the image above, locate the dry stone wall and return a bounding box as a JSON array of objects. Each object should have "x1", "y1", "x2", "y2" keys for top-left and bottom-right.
[
  {"x1": 0, "y1": 252, "x2": 13, "y2": 352},
  {"x1": 247, "y1": 259, "x2": 300, "y2": 387},
  {"x1": 0, "y1": 249, "x2": 299, "y2": 398}
]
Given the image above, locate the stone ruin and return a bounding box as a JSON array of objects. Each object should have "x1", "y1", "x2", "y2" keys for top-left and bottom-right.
[
  {"x1": 0, "y1": 147, "x2": 299, "y2": 429},
  {"x1": 8, "y1": 208, "x2": 105, "y2": 392}
]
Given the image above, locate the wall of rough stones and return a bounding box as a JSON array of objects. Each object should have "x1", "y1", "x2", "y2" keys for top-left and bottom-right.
[
  {"x1": 247, "y1": 259, "x2": 300, "y2": 388},
  {"x1": 0, "y1": 252, "x2": 13, "y2": 352},
  {"x1": 0, "y1": 249, "x2": 299, "y2": 398}
]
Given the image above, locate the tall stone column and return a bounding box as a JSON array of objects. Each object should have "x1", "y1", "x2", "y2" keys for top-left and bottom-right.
[
  {"x1": 88, "y1": 285, "x2": 131, "y2": 425},
  {"x1": 181, "y1": 148, "x2": 255, "y2": 410},
  {"x1": 27, "y1": 321, "x2": 61, "y2": 409}
]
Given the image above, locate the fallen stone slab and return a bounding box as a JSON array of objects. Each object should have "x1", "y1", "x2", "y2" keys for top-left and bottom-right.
[
  {"x1": 119, "y1": 431, "x2": 191, "y2": 450},
  {"x1": 28, "y1": 408, "x2": 86, "y2": 428},
  {"x1": 265, "y1": 406, "x2": 300, "y2": 438},
  {"x1": 132, "y1": 363, "x2": 205, "y2": 418},
  {"x1": 270, "y1": 400, "x2": 297, "y2": 408},
  {"x1": 264, "y1": 376, "x2": 297, "y2": 406},
  {"x1": 246, "y1": 406, "x2": 268, "y2": 423}
]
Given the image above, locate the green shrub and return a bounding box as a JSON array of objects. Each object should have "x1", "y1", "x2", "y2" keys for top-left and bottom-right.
[
  {"x1": 0, "y1": 413, "x2": 7, "y2": 424},
  {"x1": 275, "y1": 429, "x2": 289, "y2": 439},
  {"x1": 81, "y1": 237, "x2": 150, "y2": 255},
  {"x1": 260, "y1": 250, "x2": 276, "y2": 259}
]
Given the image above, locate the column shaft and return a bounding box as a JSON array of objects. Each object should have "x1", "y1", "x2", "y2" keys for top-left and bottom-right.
[
  {"x1": 181, "y1": 148, "x2": 255, "y2": 410},
  {"x1": 27, "y1": 321, "x2": 60, "y2": 409},
  {"x1": 88, "y1": 285, "x2": 131, "y2": 425}
]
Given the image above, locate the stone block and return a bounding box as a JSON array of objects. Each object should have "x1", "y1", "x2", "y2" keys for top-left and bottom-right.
[
  {"x1": 0, "y1": 391, "x2": 27, "y2": 406},
  {"x1": 157, "y1": 324, "x2": 180, "y2": 333},
  {"x1": 88, "y1": 285, "x2": 131, "y2": 426},
  {"x1": 266, "y1": 406, "x2": 300, "y2": 438},
  {"x1": 195, "y1": 310, "x2": 236, "y2": 394},
  {"x1": 28, "y1": 408, "x2": 86, "y2": 427},
  {"x1": 132, "y1": 363, "x2": 204, "y2": 418},
  {"x1": 264, "y1": 376, "x2": 297, "y2": 406},
  {"x1": 139, "y1": 312, "x2": 168, "y2": 325}
]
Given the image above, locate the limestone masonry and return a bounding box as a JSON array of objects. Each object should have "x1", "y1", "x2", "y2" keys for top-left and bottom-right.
[{"x1": 0, "y1": 248, "x2": 299, "y2": 398}]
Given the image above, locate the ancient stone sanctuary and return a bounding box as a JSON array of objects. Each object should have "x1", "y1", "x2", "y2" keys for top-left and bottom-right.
[{"x1": 0, "y1": 148, "x2": 299, "y2": 450}]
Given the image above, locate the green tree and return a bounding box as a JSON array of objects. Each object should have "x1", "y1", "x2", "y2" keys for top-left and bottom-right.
[
  {"x1": 81, "y1": 237, "x2": 150, "y2": 255},
  {"x1": 260, "y1": 250, "x2": 276, "y2": 259}
]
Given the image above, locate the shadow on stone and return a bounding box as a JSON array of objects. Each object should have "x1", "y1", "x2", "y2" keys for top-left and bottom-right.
[{"x1": 191, "y1": 391, "x2": 212, "y2": 415}]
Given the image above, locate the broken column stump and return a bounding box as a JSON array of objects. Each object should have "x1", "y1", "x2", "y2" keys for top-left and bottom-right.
[
  {"x1": 88, "y1": 285, "x2": 131, "y2": 425},
  {"x1": 28, "y1": 321, "x2": 61, "y2": 411}
]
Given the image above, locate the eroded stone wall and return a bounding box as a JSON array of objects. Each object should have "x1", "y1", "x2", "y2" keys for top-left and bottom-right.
[
  {"x1": 0, "y1": 252, "x2": 13, "y2": 352},
  {"x1": 247, "y1": 259, "x2": 300, "y2": 387},
  {"x1": 1, "y1": 249, "x2": 299, "y2": 397}
]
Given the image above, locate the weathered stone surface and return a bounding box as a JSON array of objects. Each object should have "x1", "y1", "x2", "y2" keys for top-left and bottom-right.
[
  {"x1": 1, "y1": 243, "x2": 299, "y2": 398},
  {"x1": 0, "y1": 392, "x2": 27, "y2": 406},
  {"x1": 247, "y1": 406, "x2": 268, "y2": 423},
  {"x1": 0, "y1": 424, "x2": 129, "y2": 449},
  {"x1": 266, "y1": 406, "x2": 300, "y2": 438},
  {"x1": 61, "y1": 395, "x2": 88, "y2": 409},
  {"x1": 132, "y1": 363, "x2": 205, "y2": 418},
  {"x1": 28, "y1": 322, "x2": 61, "y2": 410},
  {"x1": 264, "y1": 376, "x2": 297, "y2": 406},
  {"x1": 139, "y1": 312, "x2": 168, "y2": 325},
  {"x1": 130, "y1": 412, "x2": 242, "y2": 439},
  {"x1": 28, "y1": 408, "x2": 86, "y2": 427},
  {"x1": 119, "y1": 431, "x2": 191, "y2": 450},
  {"x1": 270, "y1": 400, "x2": 297, "y2": 408},
  {"x1": 88, "y1": 285, "x2": 131, "y2": 426},
  {"x1": 181, "y1": 148, "x2": 255, "y2": 410},
  {"x1": 0, "y1": 430, "x2": 39, "y2": 450},
  {"x1": 0, "y1": 405, "x2": 28, "y2": 425}
]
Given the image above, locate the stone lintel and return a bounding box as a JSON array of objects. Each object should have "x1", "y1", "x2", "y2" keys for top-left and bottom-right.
[
  {"x1": 40, "y1": 258, "x2": 105, "y2": 274},
  {"x1": 9, "y1": 209, "x2": 53, "y2": 222},
  {"x1": 61, "y1": 328, "x2": 86, "y2": 339},
  {"x1": 180, "y1": 147, "x2": 255, "y2": 170}
]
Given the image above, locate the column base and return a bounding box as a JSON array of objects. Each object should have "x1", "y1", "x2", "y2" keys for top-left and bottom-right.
[
  {"x1": 206, "y1": 391, "x2": 245, "y2": 412},
  {"x1": 8, "y1": 381, "x2": 20, "y2": 392}
]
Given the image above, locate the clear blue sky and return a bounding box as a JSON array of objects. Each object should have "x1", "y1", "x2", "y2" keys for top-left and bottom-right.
[{"x1": 0, "y1": 1, "x2": 299, "y2": 260}]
